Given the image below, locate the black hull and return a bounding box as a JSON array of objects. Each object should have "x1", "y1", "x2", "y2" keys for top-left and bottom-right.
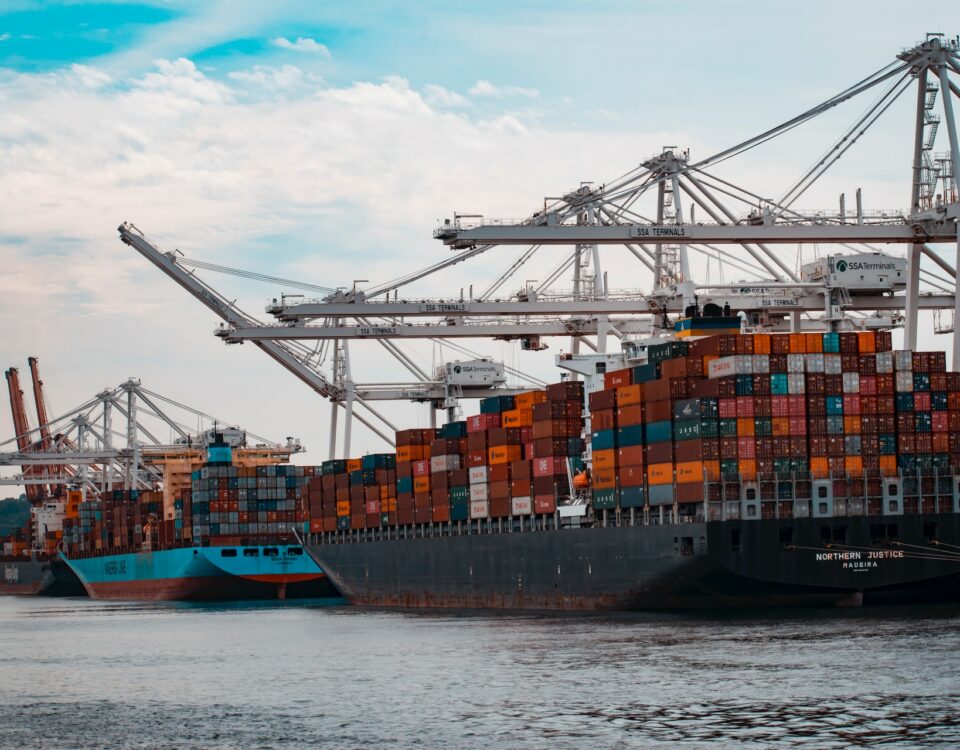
[
  {"x1": 305, "y1": 513, "x2": 960, "y2": 611},
  {"x1": 1, "y1": 556, "x2": 85, "y2": 597}
]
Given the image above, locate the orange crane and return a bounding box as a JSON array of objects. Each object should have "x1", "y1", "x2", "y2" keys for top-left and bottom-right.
[
  {"x1": 27, "y1": 357, "x2": 61, "y2": 496},
  {"x1": 5, "y1": 367, "x2": 42, "y2": 502}
]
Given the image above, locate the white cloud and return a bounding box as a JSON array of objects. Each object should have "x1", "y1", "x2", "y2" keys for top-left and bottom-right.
[
  {"x1": 422, "y1": 84, "x2": 468, "y2": 108},
  {"x1": 469, "y1": 79, "x2": 539, "y2": 98},
  {"x1": 0, "y1": 33, "x2": 9, "y2": 42},
  {"x1": 271, "y1": 36, "x2": 330, "y2": 56},
  {"x1": 228, "y1": 64, "x2": 322, "y2": 90},
  {"x1": 69, "y1": 63, "x2": 113, "y2": 89}
]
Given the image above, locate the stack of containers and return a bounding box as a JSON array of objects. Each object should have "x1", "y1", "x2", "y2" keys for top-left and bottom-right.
[
  {"x1": 430, "y1": 422, "x2": 468, "y2": 523},
  {"x1": 588, "y1": 370, "x2": 620, "y2": 511},
  {"x1": 395, "y1": 429, "x2": 435, "y2": 525},
  {"x1": 472, "y1": 395, "x2": 518, "y2": 520},
  {"x1": 466, "y1": 411, "x2": 500, "y2": 521},
  {"x1": 532, "y1": 382, "x2": 585, "y2": 514},
  {"x1": 361, "y1": 453, "x2": 397, "y2": 527}
]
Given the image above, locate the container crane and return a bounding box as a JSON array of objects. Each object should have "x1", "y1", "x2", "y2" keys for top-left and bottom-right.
[{"x1": 5, "y1": 367, "x2": 42, "y2": 502}]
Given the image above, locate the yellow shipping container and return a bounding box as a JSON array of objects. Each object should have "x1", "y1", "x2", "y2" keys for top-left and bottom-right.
[{"x1": 647, "y1": 462, "x2": 673, "y2": 485}]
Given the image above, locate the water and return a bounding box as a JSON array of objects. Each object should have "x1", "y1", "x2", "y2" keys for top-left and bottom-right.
[{"x1": 1, "y1": 598, "x2": 959, "y2": 749}]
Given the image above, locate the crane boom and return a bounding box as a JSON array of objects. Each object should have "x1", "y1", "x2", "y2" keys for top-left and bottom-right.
[
  {"x1": 118, "y1": 223, "x2": 396, "y2": 447},
  {"x1": 5, "y1": 368, "x2": 42, "y2": 502},
  {"x1": 28, "y1": 357, "x2": 52, "y2": 451}
]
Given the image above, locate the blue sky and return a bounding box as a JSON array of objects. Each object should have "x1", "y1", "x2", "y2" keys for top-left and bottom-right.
[{"x1": 0, "y1": 1, "x2": 958, "y2": 469}]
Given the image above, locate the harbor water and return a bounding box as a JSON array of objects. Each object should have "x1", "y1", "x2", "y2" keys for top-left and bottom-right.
[{"x1": 1, "y1": 598, "x2": 959, "y2": 749}]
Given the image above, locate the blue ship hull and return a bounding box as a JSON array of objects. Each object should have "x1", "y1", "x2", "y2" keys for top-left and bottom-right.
[{"x1": 64, "y1": 544, "x2": 336, "y2": 601}]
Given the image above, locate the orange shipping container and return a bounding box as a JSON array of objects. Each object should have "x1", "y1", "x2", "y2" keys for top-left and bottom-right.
[
  {"x1": 489, "y1": 445, "x2": 522, "y2": 465},
  {"x1": 738, "y1": 459, "x2": 757, "y2": 480},
  {"x1": 647, "y1": 462, "x2": 673, "y2": 485},
  {"x1": 845, "y1": 456, "x2": 864, "y2": 477},
  {"x1": 592, "y1": 467, "x2": 617, "y2": 489},
  {"x1": 514, "y1": 391, "x2": 547, "y2": 410},
  {"x1": 857, "y1": 331, "x2": 876, "y2": 353},
  {"x1": 593, "y1": 449, "x2": 617, "y2": 471},
  {"x1": 346, "y1": 458, "x2": 362, "y2": 472},
  {"x1": 879, "y1": 455, "x2": 897, "y2": 476},
  {"x1": 737, "y1": 418, "x2": 755, "y2": 437},
  {"x1": 413, "y1": 476, "x2": 431, "y2": 492},
  {"x1": 843, "y1": 416, "x2": 861, "y2": 434},
  {"x1": 501, "y1": 408, "x2": 533, "y2": 428},
  {"x1": 616, "y1": 404, "x2": 644, "y2": 427},
  {"x1": 788, "y1": 333, "x2": 807, "y2": 353},
  {"x1": 772, "y1": 417, "x2": 790, "y2": 436},
  {"x1": 810, "y1": 456, "x2": 829, "y2": 479},
  {"x1": 752, "y1": 334, "x2": 771, "y2": 354},
  {"x1": 615, "y1": 384, "x2": 644, "y2": 406},
  {"x1": 336, "y1": 500, "x2": 351, "y2": 517},
  {"x1": 804, "y1": 333, "x2": 824, "y2": 353},
  {"x1": 676, "y1": 461, "x2": 703, "y2": 484},
  {"x1": 703, "y1": 460, "x2": 721, "y2": 482}
]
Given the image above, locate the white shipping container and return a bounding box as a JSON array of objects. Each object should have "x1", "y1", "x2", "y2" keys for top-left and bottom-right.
[
  {"x1": 470, "y1": 500, "x2": 490, "y2": 519},
  {"x1": 805, "y1": 353, "x2": 825, "y2": 373},
  {"x1": 470, "y1": 483, "x2": 489, "y2": 501},
  {"x1": 735, "y1": 355, "x2": 754, "y2": 374},
  {"x1": 752, "y1": 354, "x2": 770, "y2": 374},
  {"x1": 894, "y1": 371, "x2": 914, "y2": 392},
  {"x1": 511, "y1": 496, "x2": 533, "y2": 515},
  {"x1": 468, "y1": 466, "x2": 488, "y2": 485},
  {"x1": 875, "y1": 351, "x2": 894, "y2": 374},
  {"x1": 824, "y1": 354, "x2": 843, "y2": 374},
  {"x1": 842, "y1": 372, "x2": 860, "y2": 394},
  {"x1": 708, "y1": 356, "x2": 748, "y2": 378},
  {"x1": 786, "y1": 354, "x2": 805, "y2": 373},
  {"x1": 430, "y1": 454, "x2": 462, "y2": 473},
  {"x1": 893, "y1": 351, "x2": 913, "y2": 371},
  {"x1": 787, "y1": 373, "x2": 806, "y2": 394}
]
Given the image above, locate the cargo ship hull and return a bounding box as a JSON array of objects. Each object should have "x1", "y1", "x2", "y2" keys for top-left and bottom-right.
[
  {"x1": 1, "y1": 556, "x2": 85, "y2": 596},
  {"x1": 64, "y1": 545, "x2": 337, "y2": 601},
  {"x1": 306, "y1": 513, "x2": 960, "y2": 610}
]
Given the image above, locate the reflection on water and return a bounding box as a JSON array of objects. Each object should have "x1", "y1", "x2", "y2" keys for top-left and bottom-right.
[{"x1": 0, "y1": 598, "x2": 957, "y2": 749}]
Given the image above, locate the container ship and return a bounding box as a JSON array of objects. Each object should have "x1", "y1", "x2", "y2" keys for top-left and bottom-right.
[
  {"x1": 61, "y1": 435, "x2": 337, "y2": 601},
  {"x1": 1, "y1": 496, "x2": 85, "y2": 596},
  {"x1": 304, "y1": 327, "x2": 960, "y2": 610}
]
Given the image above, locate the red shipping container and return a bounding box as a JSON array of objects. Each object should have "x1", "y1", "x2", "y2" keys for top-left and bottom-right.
[
  {"x1": 618, "y1": 445, "x2": 645, "y2": 467},
  {"x1": 619, "y1": 465, "x2": 645, "y2": 487},
  {"x1": 413, "y1": 460, "x2": 430, "y2": 477},
  {"x1": 737, "y1": 437, "x2": 756, "y2": 459},
  {"x1": 843, "y1": 394, "x2": 861, "y2": 415},
  {"x1": 736, "y1": 397, "x2": 755, "y2": 418},
  {"x1": 466, "y1": 450, "x2": 487, "y2": 468},
  {"x1": 534, "y1": 495, "x2": 557, "y2": 513},
  {"x1": 533, "y1": 456, "x2": 566, "y2": 477},
  {"x1": 719, "y1": 398, "x2": 737, "y2": 418},
  {"x1": 604, "y1": 369, "x2": 633, "y2": 389}
]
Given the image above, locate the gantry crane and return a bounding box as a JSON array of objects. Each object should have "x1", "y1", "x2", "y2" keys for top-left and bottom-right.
[{"x1": 120, "y1": 35, "x2": 960, "y2": 452}]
